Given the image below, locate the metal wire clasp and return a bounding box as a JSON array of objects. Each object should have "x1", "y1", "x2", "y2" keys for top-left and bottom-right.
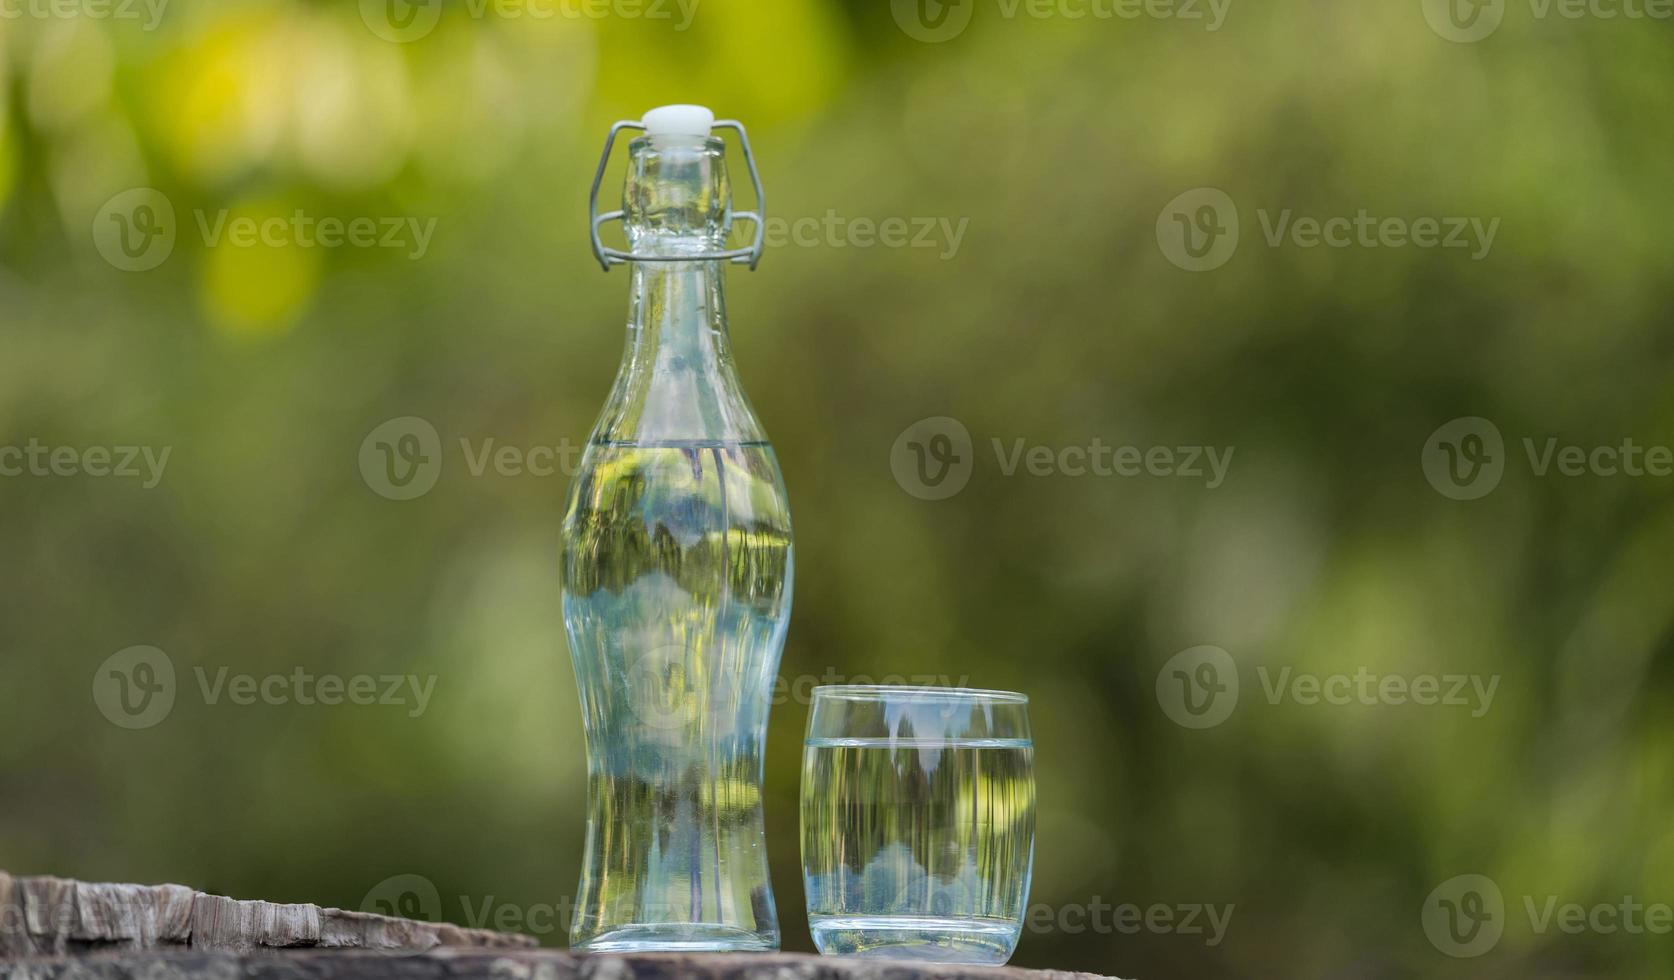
[{"x1": 587, "y1": 119, "x2": 766, "y2": 272}]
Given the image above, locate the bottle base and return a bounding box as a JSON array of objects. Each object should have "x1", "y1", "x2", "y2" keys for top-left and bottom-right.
[
  {"x1": 571, "y1": 923, "x2": 778, "y2": 954},
  {"x1": 808, "y1": 915, "x2": 1019, "y2": 965}
]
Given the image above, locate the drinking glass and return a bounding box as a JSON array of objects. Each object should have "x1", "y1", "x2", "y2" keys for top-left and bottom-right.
[{"x1": 800, "y1": 685, "x2": 1036, "y2": 964}]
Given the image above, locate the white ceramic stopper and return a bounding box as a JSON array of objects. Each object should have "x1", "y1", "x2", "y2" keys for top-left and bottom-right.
[{"x1": 641, "y1": 104, "x2": 715, "y2": 139}]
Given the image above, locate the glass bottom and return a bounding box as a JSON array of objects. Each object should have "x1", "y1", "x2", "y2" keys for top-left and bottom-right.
[
  {"x1": 571, "y1": 923, "x2": 778, "y2": 954},
  {"x1": 808, "y1": 914, "x2": 1021, "y2": 965}
]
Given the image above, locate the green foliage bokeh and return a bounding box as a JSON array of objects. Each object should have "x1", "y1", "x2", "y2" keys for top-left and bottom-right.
[{"x1": 1, "y1": 2, "x2": 1672, "y2": 977}]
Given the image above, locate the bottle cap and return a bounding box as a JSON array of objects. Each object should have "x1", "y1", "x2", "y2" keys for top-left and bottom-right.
[
  {"x1": 591, "y1": 109, "x2": 765, "y2": 270},
  {"x1": 641, "y1": 104, "x2": 714, "y2": 139}
]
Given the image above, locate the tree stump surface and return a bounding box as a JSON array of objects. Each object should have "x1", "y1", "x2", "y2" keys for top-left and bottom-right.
[
  {"x1": 0, "y1": 873, "x2": 536, "y2": 957},
  {"x1": 0, "y1": 874, "x2": 1126, "y2": 980},
  {"x1": 0, "y1": 950, "x2": 1126, "y2": 980}
]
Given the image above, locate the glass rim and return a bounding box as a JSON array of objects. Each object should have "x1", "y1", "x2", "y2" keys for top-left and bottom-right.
[{"x1": 810, "y1": 684, "x2": 1028, "y2": 705}]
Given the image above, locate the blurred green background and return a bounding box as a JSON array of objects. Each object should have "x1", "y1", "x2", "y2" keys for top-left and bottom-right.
[{"x1": 2, "y1": 0, "x2": 1673, "y2": 977}]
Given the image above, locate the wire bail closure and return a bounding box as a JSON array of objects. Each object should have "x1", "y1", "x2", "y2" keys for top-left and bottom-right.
[{"x1": 588, "y1": 119, "x2": 766, "y2": 272}]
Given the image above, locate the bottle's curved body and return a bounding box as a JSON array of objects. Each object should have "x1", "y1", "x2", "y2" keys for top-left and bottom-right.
[{"x1": 562, "y1": 119, "x2": 790, "y2": 953}]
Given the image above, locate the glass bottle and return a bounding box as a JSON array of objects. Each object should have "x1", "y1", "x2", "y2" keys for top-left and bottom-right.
[{"x1": 560, "y1": 106, "x2": 790, "y2": 953}]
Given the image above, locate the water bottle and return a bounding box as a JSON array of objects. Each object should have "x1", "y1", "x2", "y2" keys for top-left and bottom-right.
[{"x1": 561, "y1": 105, "x2": 791, "y2": 953}]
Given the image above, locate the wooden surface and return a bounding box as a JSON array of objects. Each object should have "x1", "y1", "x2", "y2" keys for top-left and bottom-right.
[
  {"x1": 0, "y1": 873, "x2": 1125, "y2": 980},
  {"x1": 0, "y1": 949, "x2": 1125, "y2": 980},
  {"x1": 0, "y1": 872, "x2": 536, "y2": 957}
]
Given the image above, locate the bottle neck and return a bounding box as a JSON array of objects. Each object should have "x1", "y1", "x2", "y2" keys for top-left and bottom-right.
[
  {"x1": 592, "y1": 137, "x2": 764, "y2": 446},
  {"x1": 623, "y1": 257, "x2": 733, "y2": 377},
  {"x1": 623, "y1": 131, "x2": 734, "y2": 350}
]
